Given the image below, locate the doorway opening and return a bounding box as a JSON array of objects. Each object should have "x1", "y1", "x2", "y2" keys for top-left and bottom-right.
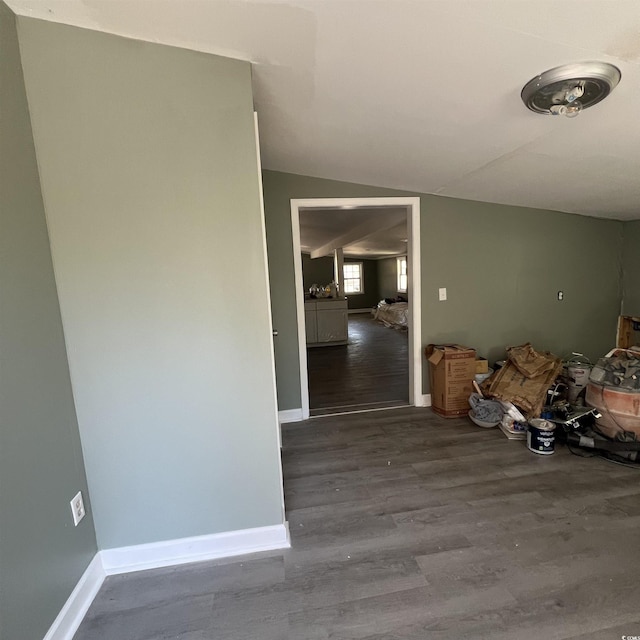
[
  {"x1": 290, "y1": 197, "x2": 423, "y2": 419},
  {"x1": 306, "y1": 312, "x2": 410, "y2": 416}
]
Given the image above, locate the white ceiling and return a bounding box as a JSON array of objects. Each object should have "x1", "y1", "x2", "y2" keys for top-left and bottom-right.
[
  {"x1": 8, "y1": 0, "x2": 640, "y2": 220},
  {"x1": 299, "y1": 207, "x2": 407, "y2": 259}
]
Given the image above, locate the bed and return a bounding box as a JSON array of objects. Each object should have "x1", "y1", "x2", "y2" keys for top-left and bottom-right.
[{"x1": 372, "y1": 300, "x2": 408, "y2": 329}]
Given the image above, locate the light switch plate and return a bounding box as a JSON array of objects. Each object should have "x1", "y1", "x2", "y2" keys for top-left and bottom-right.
[{"x1": 438, "y1": 287, "x2": 447, "y2": 301}]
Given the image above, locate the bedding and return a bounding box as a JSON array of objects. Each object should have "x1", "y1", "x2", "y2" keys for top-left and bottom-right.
[{"x1": 372, "y1": 300, "x2": 408, "y2": 329}]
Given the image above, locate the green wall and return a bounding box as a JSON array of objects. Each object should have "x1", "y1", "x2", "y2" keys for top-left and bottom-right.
[
  {"x1": 301, "y1": 253, "x2": 334, "y2": 292},
  {"x1": 263, "y1": 170, "x2": 415, "y2": 410},
  {"x1": 19, "y1": 19, "x2": 284, "y2": 549},
  {"x1": 622, "y1": 220, "x2": 640, "y2": 316},
  {"x1": 378, "y1": 256, "x2": 404, "y2": 300},
  {"x1": 0, "y1": 6, "x2": 97, "y2": 639},
  {"x1": 301, "y1": 254, "x2": 380, "y2": 309},
  {"x1": 263, "y1": 170, "x2": 623, "y2": 410},
  {"x1": 346, "y1": 258, "x2": 380, "y2": 309},
  {"x1": 421, "y1": 197, "x2": 622, "y2": 363}
]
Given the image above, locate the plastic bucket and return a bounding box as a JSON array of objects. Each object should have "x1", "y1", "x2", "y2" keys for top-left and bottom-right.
[{"x1": 527, "y1": 418, "x2": 556, "y2": 455}]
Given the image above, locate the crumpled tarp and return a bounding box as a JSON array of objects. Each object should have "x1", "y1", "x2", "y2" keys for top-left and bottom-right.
[{"x1": 468, "y1": 393, "x2": 503, "y2": 423}]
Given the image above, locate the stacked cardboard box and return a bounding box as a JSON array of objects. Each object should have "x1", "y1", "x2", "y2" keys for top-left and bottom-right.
[{"x1": 475, "y1": 357, "x2": 489, "y2": 374}]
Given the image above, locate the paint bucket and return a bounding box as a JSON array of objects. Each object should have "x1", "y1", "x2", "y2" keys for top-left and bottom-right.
[
  {"x1": 527, "y1": 418, "x2": 556, "y2": 455},
  {"x1": 563, "y1": 354, "x2": 592, "y2": 404}
]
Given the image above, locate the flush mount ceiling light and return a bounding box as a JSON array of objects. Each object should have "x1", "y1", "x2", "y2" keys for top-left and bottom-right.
[{"x1": 521, "y1": 61, "x2": 621, "y2": 118}]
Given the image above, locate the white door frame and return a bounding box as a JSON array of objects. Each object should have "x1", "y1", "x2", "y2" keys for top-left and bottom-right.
[
  {"x1": 254, "y1": 114, "x2": 286, "y2": 519},
  {"x1": 290, "y1": 197, "x2": 423, "y2": 419}
]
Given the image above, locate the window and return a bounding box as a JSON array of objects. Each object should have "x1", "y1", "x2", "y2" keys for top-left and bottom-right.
[
  {"x1": 343, "y1": 262, "x2": 364, "y2": 294},
  {"x1": 397, "y1": 256, "x2": 407, "y2": 293}
]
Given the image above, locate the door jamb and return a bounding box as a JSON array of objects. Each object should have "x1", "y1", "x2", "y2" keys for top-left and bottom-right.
[{"x1": 290, "y1": 197, "x2": 423, "y2": 419}]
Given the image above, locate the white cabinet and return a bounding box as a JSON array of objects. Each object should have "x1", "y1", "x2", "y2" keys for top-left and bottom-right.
[
  {"x1": 304, "y1": 299, "x2": 348, "y2": 346},
  {"x1": 317, "y1": 302, "x2": 347, "y2": 343},
  {"x1": 305, "y1": 306, "x2": 317, "y2": 343}
]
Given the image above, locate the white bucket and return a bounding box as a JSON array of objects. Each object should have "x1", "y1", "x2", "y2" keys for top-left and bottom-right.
[
  {"x1": 566, "y1": 363, "x2": 592, "y2": 403},
  {"x1": 563, "y1": 353, "x2": 592, "y2": 404}
]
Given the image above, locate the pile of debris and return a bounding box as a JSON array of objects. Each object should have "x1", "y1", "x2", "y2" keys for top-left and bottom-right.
[
  {"x1": 590, "y1": 349, "x2": 640, "y2": 390},
  {"x1": 482, "y1": 343, "x2": 563, "y2": 416},
  {"x1": 469, "y1": 343, "x2": 562, "y2": 440},
  {"x1": 473, "y1": 343, "x2": 563, "y2": 439},
  {"x1": 466, "y1": 341, "x2": 640, "y2": 462}
]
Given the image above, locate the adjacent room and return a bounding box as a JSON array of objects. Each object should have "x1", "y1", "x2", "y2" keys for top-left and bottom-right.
[
  {"x1": 298, "y1": 206, "x2": 411, "y2": 415},
  {"x1": 3, "y1": 2, "x2": 640, "y2": 640}
]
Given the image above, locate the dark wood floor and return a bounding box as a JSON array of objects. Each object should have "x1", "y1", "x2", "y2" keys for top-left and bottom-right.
[
  {"x1": 307, "y1": 314, "x2": 409, "y2": 415},
  {"x1": 75, "y1": 407, "x2": 640, "y2": 640}
]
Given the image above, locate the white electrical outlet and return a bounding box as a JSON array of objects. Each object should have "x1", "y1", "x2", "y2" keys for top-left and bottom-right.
[
  {"x1": 438, "y1": 287, "x2": 447, "y2": 301},
  {"x1": 70, "y1": 491, "x2": 86, "y2": 526}
]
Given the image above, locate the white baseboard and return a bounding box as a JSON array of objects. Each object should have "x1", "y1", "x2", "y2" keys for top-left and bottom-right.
[
  {"x1": 278, "y1": 408, "x2": 304, "y2": 423},
  {"x1": 100, "y1": 523, "x2": 291, "y2": 575},
  {"x1": 43, "y1": 553, "x2": 105, "y2": 640},
  {"x1": 43, "y1": 523, "x2": 290, "y2": 638},
  {"x1": 415, "y1": 393, "x2": 431, "y2": 407},
  {"x1": 348, "y1": 308, "x2": 373, "y2": 314}
]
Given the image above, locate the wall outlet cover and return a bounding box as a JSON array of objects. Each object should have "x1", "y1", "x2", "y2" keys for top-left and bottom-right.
[{"x1": 70, "y1": 491, "x2": 86, "y2": 526}]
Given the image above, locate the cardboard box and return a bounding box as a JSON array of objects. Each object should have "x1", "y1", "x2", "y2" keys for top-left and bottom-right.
[
  {"x1": 475, "y1": 357, "x2": 489, "y2": 374},
  {"x1": 617, "y1": 315, "x2": 640, "y2": 349},
  {"x1": 426, "y1": 344, "x2": 476, "y2": 418}
]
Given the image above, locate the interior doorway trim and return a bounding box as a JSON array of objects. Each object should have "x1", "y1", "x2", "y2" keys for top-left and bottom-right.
[{"x1": 290, "y1": 197, "x2": 422, "y2": 419}]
